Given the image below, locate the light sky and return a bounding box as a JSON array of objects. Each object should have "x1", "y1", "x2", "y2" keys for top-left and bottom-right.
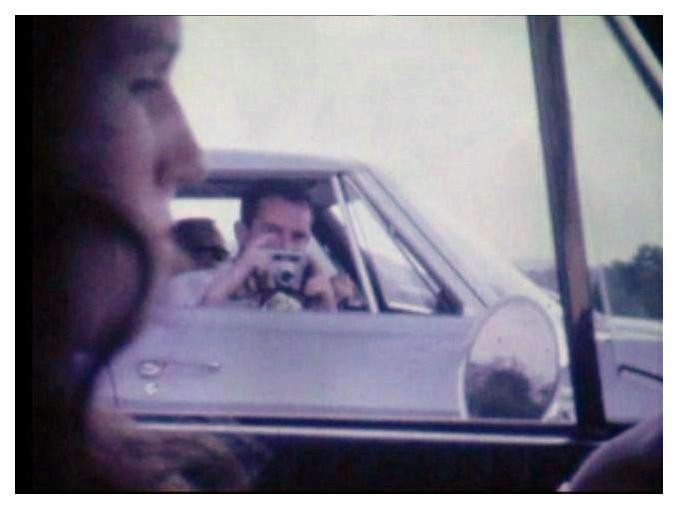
[
  {"x1": 561, "y1": 17, "x2": 662, "y2": 265},
  {"x1": 172, "y1": 16, "x2": 662, "y2": 266}
]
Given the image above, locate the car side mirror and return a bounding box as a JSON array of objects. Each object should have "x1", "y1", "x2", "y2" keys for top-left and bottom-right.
[{"x1": 461, "y1": 296, "x2": 560, "y2": 420}]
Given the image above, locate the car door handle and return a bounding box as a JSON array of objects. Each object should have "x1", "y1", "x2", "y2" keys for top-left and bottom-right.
[{"x1": 137, "y1": 359, "x2": 222, "y2": 379}]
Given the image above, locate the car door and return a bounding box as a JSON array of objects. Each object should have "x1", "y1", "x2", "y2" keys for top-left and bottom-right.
[{"x1": 108, "y1": 307, "x2": 478, "y2": 419}]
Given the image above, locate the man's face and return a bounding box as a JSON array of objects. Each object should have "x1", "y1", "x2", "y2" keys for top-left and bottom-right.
[
  {"x1": 241, "y1": 197, "x2": 312, "y2": 253},
  {"x1": 54, "y1": 17, "x2": 204, "y2": 273}
]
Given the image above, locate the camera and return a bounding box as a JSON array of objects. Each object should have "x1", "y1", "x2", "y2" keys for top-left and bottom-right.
[{"x1": 265, "y1": 250, "x2": 308, "y2": 293}]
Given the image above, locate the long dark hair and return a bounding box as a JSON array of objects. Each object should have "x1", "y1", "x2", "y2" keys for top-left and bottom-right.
[
  {"x1": 33, "y1": 192, "x2": 258, "y2": 492},
  {"x1": 32, "y1": 191, "x2": 154, "y2": 490},
  {"x1": 31, "y1": 15, "x2": 154, "y2": 489}
]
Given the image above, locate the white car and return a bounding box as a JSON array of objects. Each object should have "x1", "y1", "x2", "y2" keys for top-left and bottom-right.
[{"x1": 93, "y1": 149, "x2": 661, "y2": 425}]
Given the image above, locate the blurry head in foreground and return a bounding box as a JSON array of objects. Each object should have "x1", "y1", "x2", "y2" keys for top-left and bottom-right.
[
  {"x1": 32, "y1": 16, "x2": 252, "y2": 491},
  {"x1": 34, "y1": 16, "x2": 203, "y2": 242}
]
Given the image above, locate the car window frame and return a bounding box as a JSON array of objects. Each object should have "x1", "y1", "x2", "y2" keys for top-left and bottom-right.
[
  {"x1": 347, "y1": 171, "x2": 490, "y2": 315},
  {"x1": 337, "y1": 174, "x2": 457, "y2": 315}
]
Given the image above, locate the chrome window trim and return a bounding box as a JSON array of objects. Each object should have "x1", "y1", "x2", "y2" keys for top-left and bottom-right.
[
  {"x1": 331, "y1": 174, "x2": 379, "y2": 313},
  {"x1": 137, "y1": 422, "x2": 595, "y2": 446},
  {"x1": 386, "y1": 302, "x2": 435, "y2": 316},
  {"x1": 351, "y1": 170, "x2": 491, "y2": 312},
  {"x1": 345, "y1": 173, "x2": 482, "y2": 315},
  {"x1": 340, "y1": 176, "x2": 445, "y2": 314}
]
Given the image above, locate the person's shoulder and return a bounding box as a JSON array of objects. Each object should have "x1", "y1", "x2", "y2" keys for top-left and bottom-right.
[
  {"x1": 162, "y1": 267, "x2": 224, "y2": 307},
  {"x1": 176, "y1": 260, "x2": 237, "y2": 284},
  {"x1": 174, "y1": 267, "x2": 221, "y2": 284}
]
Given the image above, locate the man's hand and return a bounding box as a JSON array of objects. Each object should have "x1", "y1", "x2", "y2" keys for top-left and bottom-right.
[
  {"x1": 302, "y1": 256, "x2": 337, "y2": 311},
  {"x1": 201, "y1": 233, "x2": 275, "y2": 306},
  {"x1": 331, "y1": 272, "x2": 358, "y2": 307},
  {"x1": 238, "y1": 233, "x2": 277, "y2": 280}
]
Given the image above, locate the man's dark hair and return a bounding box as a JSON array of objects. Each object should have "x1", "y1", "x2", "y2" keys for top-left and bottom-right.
[{"x1": 240, "y1": 179, "x2": 312, "y2": 227}]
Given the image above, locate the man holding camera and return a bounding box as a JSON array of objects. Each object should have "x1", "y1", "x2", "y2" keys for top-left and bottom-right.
[{"x1": 197, "y1": 180, "x2": 341, "y2": 311}]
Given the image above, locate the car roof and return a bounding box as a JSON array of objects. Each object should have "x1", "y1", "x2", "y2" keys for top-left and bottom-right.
[
  {"x1": 203, "y1": 149, "x2": 367, "y2": 177},
  {"x1": 179, "y1": 150, "x2": 367, "y2": 205}
]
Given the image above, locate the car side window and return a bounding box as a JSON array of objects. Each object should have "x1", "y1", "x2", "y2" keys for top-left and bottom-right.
[
  {"x1": 562, "y1": 17, "x2": 662, "y2": 323},
  {"x1": 169, "y1": 184, "x2": 343, "y2": 306},
  {"x1": 338, "y1": 179, "x2": 446, "y2": 315}
]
